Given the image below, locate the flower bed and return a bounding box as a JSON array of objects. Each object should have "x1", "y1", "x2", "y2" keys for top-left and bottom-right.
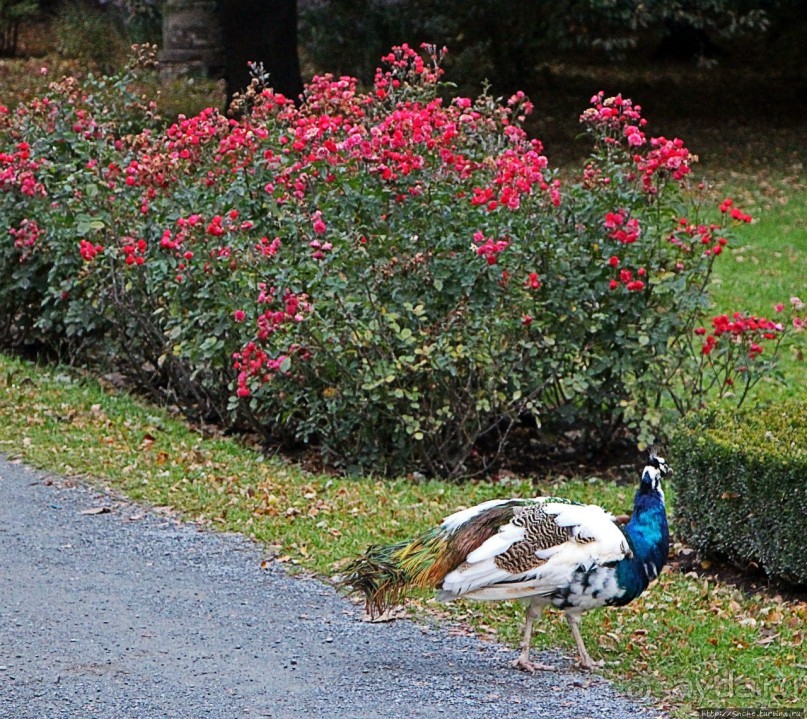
[{"x1": 1, "y1": 44, "x2": 802, "y2": 476}]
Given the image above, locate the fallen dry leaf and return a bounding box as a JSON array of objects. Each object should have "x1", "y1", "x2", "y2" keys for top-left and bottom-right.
[{"x1": 80, "y1": 506, "x2": 111, "y2": 515}]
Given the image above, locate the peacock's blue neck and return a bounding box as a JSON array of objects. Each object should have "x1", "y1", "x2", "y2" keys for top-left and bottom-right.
[{"x1": 611, "y1": 489, "x2": 669, "y2": 605}]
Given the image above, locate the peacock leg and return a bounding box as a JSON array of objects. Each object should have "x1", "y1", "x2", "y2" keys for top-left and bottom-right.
[
  {"x1": 565, "y1": 611, "x2": 603, "y2": 671},
  {"x1": 511, "y1": 601, "x2": 556, "y2": 672}
]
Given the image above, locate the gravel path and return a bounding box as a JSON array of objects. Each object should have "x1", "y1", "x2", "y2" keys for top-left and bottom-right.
[{"x1": 0, "y1": 456, "x2": 664, "y2": 719}]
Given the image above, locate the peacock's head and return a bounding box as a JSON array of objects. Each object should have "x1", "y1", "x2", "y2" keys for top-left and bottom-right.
[{"x1": 641, "y1": 451, "x2": 671, "y2": 494}]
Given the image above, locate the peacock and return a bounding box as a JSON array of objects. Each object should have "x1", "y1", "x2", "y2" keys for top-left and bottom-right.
[{"x1": 341, "y1": 454, "x2": 670, "y2": 671}]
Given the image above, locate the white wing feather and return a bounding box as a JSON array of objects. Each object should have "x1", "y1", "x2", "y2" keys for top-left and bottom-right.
[
  {"x1": 439, "y1": 498, "x2": 514, "y2": 533},
  {"x1": 439, "y1": 500, "x2": 630, "y2": 601},
  {"x1": 465, "y1": 521, "x2": 526, "y2": 564}
]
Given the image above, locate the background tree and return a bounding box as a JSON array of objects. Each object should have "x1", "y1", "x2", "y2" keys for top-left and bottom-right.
[
  {"x1": 299, "y1": 0, "x2": 799, "y2": 96},
  {"x1": 159, "y1": 0, "x2": 303, "y2": 107},
  {"x1": 0, "y1": 0, "x2": 38, "y2": 56},
  {"x1": 218, "y1": 0, "x2": 303, "y2": 107}
]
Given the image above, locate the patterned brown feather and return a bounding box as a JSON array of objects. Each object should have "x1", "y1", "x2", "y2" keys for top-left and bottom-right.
[{"x1": 493, "y1": 504, "x2": 571, "y2": 573}]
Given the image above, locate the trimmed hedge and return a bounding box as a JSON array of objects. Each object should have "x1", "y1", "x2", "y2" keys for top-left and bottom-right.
[{"x1": 670, "y1": 401, "x2": 807, "y2": 585}]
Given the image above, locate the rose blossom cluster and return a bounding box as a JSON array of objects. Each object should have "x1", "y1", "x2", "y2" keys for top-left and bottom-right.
[
  {"x1": 580, "y1": 93, "x2": 694, "y2": 194},
  {"x1": 634, "y1": 136, "x2": 693, "y2": 193},
  {"x1": 472, "y1": 231, "x2": 509, "y2": 265},
  {"x1": 580, "y1": 92, "x2": 646, "y2": 142},
  {"x1": 79, "y1": 238, "x2": 103, "y2": 261},
  {"x1": 696, "y1": 313, "x2": 783, "y2": 358},
  {"x1": 783, "y1": 296, "x2": 807, "y2": 330},
  {"x1": 1, "y1": 142, "x2": 47, "y2": 197},
  {"x1": 373, "y1": 43, "x2": 446, "y2": 101},
  {"x1": 669, "y1": 216, "x2": 729, "y2": 258},
  {"x1": 232, "y1": 288, "x2": 311, "y2": 398},
  {"x1": 719, "y1": 197, "x2": 753, "y2": 223},
  {"x1": 9, "y1": 218, "x2": 42, "y2": 259},
  {"x1": 604, "y1": 209, "x2": 641, "y2": 244}
]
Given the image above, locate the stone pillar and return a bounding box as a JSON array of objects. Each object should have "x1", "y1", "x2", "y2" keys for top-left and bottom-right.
[{"x1": 159, "y1": 0, "x2": 224, "y2": 81}]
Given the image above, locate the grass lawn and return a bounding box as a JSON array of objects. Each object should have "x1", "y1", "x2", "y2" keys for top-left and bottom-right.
[
  {"x1": 0, "y1": 352, "x2": 804, "y2": 716},
  {"x1": 707, "y1": 175, "x2": 807, "y2": 403},
  {"x1": 710, "y1": 179, "x2": 805, "y2": 315}
]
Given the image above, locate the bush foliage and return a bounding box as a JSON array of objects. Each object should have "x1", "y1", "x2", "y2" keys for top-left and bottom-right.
[
  {"x1": 670, "y1": 401, "x2": 807, "y2": 585},
  {"x1": 1, "y1": 44, "x2": 802, "y2": 476}
]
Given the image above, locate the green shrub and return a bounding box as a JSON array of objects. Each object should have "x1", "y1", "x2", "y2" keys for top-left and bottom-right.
[
  {"x1": 0, "y1": 45, "x2": 162, "y2": 353},
  {"x1": 1, "y1": 45, "x2": 802, "y2": 477},
  {"x1": 670, "y1": 401, "x2": 807, "y2": 585}
]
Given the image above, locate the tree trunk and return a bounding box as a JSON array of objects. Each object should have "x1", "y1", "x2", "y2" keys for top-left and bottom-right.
[
  {"x1": 160, "y1": 0, "x2": 224, "y2": 81},
  {"x1": 218, "y1": 0, "x2": 304, "y2": 108}
]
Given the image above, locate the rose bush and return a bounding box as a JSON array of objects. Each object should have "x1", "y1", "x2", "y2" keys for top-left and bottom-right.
[
  {"x1": 1, "y1": 44, "x2": 802, "y2": 476},
  {"x1": 0, "y1": 46, "x2": 162, "y2": 352}
]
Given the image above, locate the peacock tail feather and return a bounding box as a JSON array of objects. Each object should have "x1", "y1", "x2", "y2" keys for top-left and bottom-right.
[
  {"x1": 341, "y1": 502, "x2": 533, "y2": 616},
  {"x1": 340, "y1": 529, "x2": 449, "y2": 617},
  {"x1": 339, "y1": 540, "x2": 412, "y2": 617}
]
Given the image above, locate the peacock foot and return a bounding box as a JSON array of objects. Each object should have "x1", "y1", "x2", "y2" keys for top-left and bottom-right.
[
  {"x1": 511, "y1": 655, "x2": 558, "y2": 673},
  {"x1": 576, "y1": 657, "x2": 605, "y2": 671}
]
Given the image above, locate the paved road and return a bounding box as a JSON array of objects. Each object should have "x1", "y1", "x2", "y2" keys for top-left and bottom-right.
[{"x1": 0, "y1": 456, "x2": 664, "y2": 719}]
